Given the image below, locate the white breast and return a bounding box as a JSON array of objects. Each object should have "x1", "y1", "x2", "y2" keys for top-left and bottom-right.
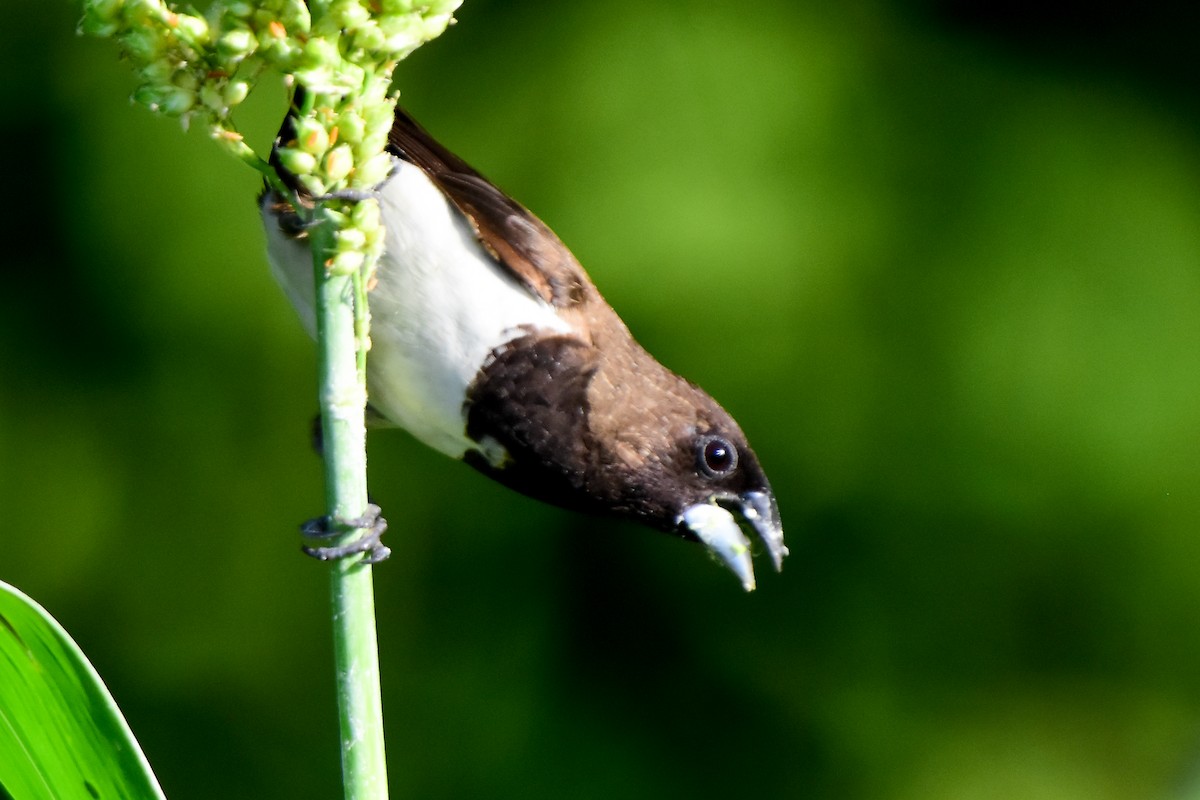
[{"x1": 262, "y1": 159, "x2": 570, "y2": 458}]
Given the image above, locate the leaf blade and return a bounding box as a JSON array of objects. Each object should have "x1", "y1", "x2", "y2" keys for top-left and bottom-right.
[{"x1": 0, "y1": 581, "x2": 165, "y2": 800}]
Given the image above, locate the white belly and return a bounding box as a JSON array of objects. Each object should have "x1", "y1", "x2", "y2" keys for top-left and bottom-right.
[{"x1": 262, "y1": 159, "x2": 570, "y2": 458}]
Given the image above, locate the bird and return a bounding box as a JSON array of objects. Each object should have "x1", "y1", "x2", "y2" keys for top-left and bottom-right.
[{"x1": 260, "y1": 100, "x2": 786, "y2": 590}]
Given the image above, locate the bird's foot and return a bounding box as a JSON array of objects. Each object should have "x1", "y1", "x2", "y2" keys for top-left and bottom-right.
[
  {"x1": 310, "y1": 163, "x2": 401, "y2": 204},
  {"x1": 300, "y1": 503, "x2": 391, "y2": 564}
]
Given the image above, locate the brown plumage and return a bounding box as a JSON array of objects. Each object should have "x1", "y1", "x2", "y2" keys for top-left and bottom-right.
[{"x1": 262, "y1": 103, "x2": 786, "y2": 589}]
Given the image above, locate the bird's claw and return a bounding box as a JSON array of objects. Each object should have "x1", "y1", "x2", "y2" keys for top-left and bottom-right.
[{"x1": 300, "y1": 503, "x2": 391, "y2": 564}]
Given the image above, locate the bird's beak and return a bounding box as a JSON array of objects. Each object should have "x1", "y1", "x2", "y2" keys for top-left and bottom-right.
[{"x1": 679, "y1": 491, "x2": 787, "y2": 591}]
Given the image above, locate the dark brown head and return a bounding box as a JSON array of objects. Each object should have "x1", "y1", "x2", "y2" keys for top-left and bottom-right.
[{"x1": 464, "y1": 332, "x2": 785, "y2": 589}]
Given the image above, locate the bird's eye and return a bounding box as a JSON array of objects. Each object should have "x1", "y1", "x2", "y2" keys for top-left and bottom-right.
[{"x1": 698, "y1": 435, "x2": 738, "y2": 478}]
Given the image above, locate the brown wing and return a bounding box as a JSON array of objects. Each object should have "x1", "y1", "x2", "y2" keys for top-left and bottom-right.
[{"x1": 387, "y1": 108, "x2": 589, "y2": 310}]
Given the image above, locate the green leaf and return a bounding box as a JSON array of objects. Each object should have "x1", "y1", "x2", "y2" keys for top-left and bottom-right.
[{"x1": 0, "y1": 581, "x2": 165, "y2": 800}]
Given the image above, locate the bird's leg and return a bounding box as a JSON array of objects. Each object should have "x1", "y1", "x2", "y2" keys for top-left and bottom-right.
[
  {"x1": 300, "y1": 503, "x2": 391, "y2": 564},
  {"x1": 309, "y1": 162, "x2": 401, "y2": 204},
  {"x1": 310, "y1": 412, "x2": 325, "y2": 458},
  {"x1": 302, "y1": 414, "x2": 389, "y2": 563}
]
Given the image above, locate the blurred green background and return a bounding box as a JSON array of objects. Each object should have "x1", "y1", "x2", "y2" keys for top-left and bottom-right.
[{"x1": 4, "y1": 1, "x2": 1200, "y2": 797}]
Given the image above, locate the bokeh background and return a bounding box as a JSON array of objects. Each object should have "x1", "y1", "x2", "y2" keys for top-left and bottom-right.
[{"x1": 4, "y1": 1, "x2": 1200, "y2": 797}]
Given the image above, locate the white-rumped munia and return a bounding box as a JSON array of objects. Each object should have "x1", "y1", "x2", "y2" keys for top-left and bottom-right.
[{"x1": 261, "y1": 101, "x2": 786, "y2": 590}]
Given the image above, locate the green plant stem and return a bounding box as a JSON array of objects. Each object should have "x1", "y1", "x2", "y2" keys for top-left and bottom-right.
[{"x1": 310, "y1": 207, "x2": 388, "y2": 800}]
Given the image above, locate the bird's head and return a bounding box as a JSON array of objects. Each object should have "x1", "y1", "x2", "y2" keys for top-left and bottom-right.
[
  {"x1": 671, "y1": 424, "x2": 785, "y2": 591},
  {"x1": 593, "y1": 384, "x2": 786, "y2": 591},
  {"x1": 466, "y1": 333, "x2": 786, "y2": 590}
]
